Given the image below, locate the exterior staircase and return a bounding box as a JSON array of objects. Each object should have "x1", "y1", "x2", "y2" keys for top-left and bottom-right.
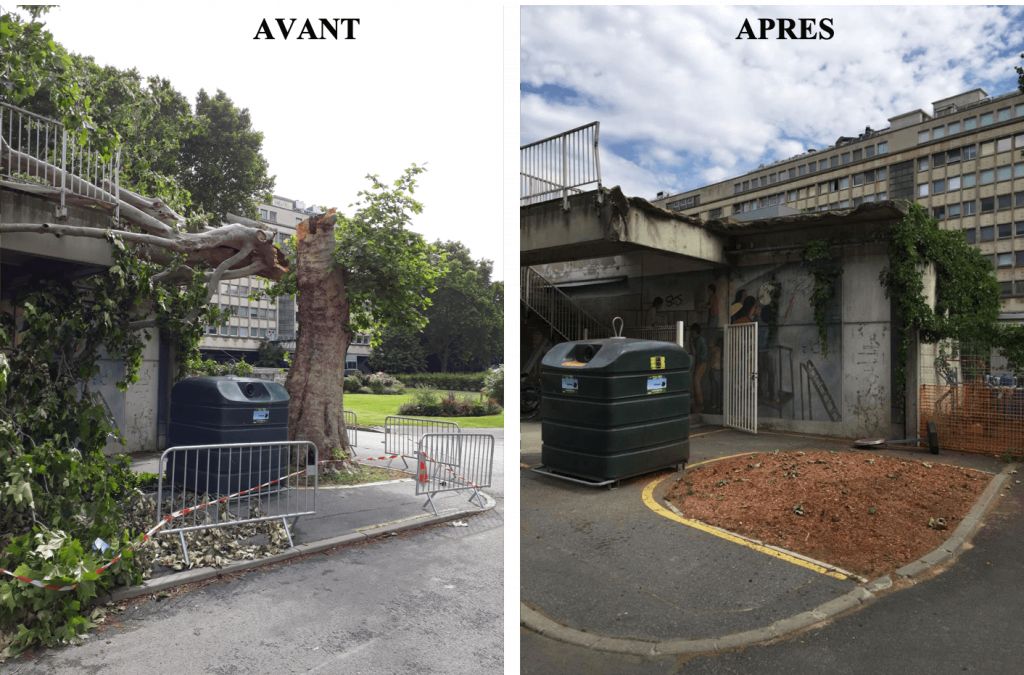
[{"x1": 520, "y1": 266, "x2": 609, "y2": 378}]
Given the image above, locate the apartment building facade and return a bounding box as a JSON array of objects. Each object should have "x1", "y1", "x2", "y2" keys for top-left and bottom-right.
[
  {"x1": 651, "y1": 88, "x2": 1024, "y2": 319},
  {"x1": 200, "y1": 195, "x2": 372, "y2": 370}
]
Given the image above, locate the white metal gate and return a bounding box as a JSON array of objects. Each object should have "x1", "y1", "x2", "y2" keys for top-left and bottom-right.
[{"x1": 723, "y1": 323, "x2": 758, "y2": 434}]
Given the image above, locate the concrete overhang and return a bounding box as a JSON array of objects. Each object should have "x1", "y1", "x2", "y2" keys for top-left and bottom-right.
[{"x1": 520, "y1": 186, "x2": 726, "y2": 267}]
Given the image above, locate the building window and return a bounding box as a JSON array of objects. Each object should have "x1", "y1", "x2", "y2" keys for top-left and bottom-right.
[
  {"x1": 963, "y1": 144, "x2": 977, "y2": 160},
  {"x1": 1017, "y1": 104, "x2": 1024, "y2": 118},
  {"x1": 798, "y1": 165, "x2": 808, "y2": 177},
  {"x1": 918, "y1": 157, "x2": 929, "y2": 172},
  {"x1": 1017, "y1": 222, "x2": 1024, "y2": 236},
  {"x1": 829, "y1": 156, "x2": 839, "y2": 169},
  {"x1": 963, "y1": 200, "x2": 977, "y2": 215},
  {"x1": 997, "y1": 252, "x2": 1013, "y2": 268},
  {"x1": 1018, "y1": 250, "x2": 1024, "y2": 266},
  {"x1": 854, "y1": 173, "x2": 865, "y2": 187},
  {"x1": 839, "y1": 176, "x2": 849, "y2": 189},
  {"x1": 877, "y1": 141, "x2": 888, "y2": 154},
  {"x1": 933, "y1": 206, "x2": 946, "y2": 220},
  {"x1": 877, "y1": 191, "x2": 887, "y2": 200},
  {"x1": 918, "y1": 130, "x2": 930, "y2": 143},
  {"x1": 946, "y1": 148, "x2": 961, "y2": 164},
  {"x1": 962, "y1": 173, "x2": 976, "y2": 188},
  {"x1": 932, "y1": 126, "x2": 946, "y2": 140},
  {"x1": 239, "y1": 327, "x2": 248, "y2": 338},
  {"x1": 220, "y1": 325, "x2": 229, "y2": 336},
  {"x1": 666, "y1": 195, "x2": 700, "y2": 211},
  {"x1": 964, "y1": 116, "x2": 978, "y2": 130},
  {"x1": 1016, "y1": 163, "x2": 1024, "y2": 179},
  {"x1": 865, "y1": 144, "x2": 876, "y2": 158},
  {"x1": 980, "y1": 225, "x2": 994, "y2": 241},
  {"x1": 759, "y1": 176, "x2": 768, "y2": 187},
  {"x1": 932, "y1": 151, "x2": 946, "y2": 168},
  {"x1": 998, "y1": 107, "x2": 1012, "y2": 122},
  {"x1": 965, "y1": 228, "x2": 976, "y2": 244},
  {"x1": 997, "y1": 137, "x2": 1012, "y2": 153},
  {"x1": 229, "y1": 326, "x2": 238, "y2": 336},
  {"x1": 840, "y1": 152, "x2": 851, "y2": 165},
  {"x1": 948, "y1": 175, "x2": 961, "y2": 191},
  {"x1": 980, "y1": 112, "x2": 994, "y2": 126},
  {"x1": 932, "y1": 179, "x2": 945, "y2": 194},
  {"x1": 788, "y1": 168, "x2": 797, "y2": 179},
  {"x1": 981, "y1": 197, "x2": 995, "y2": 213},
  {"x1": 948, "y1": 202, "x2": 962, "y2": 218},
  {"x1": 998, "y1": 165, "x2": 1013, "y2": 181},
  {"x1": 998, "y1": 222, "x2": 1012, "y2": 238},
  {"x1": 947, "y1": 120, "x2": 961, "y2": 134},
  {"x1": 981, "y1": 140, "x2": 995, "y2": 156},
  {"x1": 819, "y1": 159, "x2": 829, "y2": 171},
  {"x1": 1000, "y1": 281, "x2": 1013, "y2": 297},
  {"x1": 1016, "y1": 192, "x2": 1024, "y2": 208},
  {"x1": 918, "y1": 184, "x2": 929, "y2": 197},
  {"x1": 980, "y1": 169, "x2": 995, "y2": 185},
  {"x1": 853, "y1": 149, "x2": 862, "y2": 161},
  {"x1": 998, "y1": 194, "x2": 1012, "y2": 210}
]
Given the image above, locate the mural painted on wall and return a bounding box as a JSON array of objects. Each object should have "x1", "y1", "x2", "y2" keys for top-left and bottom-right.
[{"x1": 686, "y1": 263, "x2": 843, "y2": 421}]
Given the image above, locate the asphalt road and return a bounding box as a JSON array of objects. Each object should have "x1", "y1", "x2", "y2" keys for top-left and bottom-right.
[
  {"x1": 522, "y1": 458, "x2": 1024, "y2": 674},
  {"x1": 10, "y1": 431, "x2": 504, "y2": 675}
]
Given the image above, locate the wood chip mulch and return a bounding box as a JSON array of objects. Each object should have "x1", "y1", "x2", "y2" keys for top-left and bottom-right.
[{"x1": 664, "y1": 450, "x2": 992, "y2": 578}]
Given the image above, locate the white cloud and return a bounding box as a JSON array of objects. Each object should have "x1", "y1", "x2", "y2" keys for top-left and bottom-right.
[{"x1": 522, "y1": 5, "x2": 1024, "y2": 199}]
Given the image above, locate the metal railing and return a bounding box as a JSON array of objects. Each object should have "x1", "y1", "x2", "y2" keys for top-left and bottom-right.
[
  {"x1": 415, "y1": 433, "x2": 494, "y2": 515},
  {"x1": 521, "y1": 266, "x2": 610, "y2": 342},
  {"x1": 343, "y1": 409, "x2": 358, "y2": 451},
  {"x1": 0, "y1": 100, "x2": 120, "y2": 220},
  {"x1": 156, "y1": 441, "x2": 318, "y2": 565},
  {"x1": 384, "y1": 416, "x2": 461, "y2": 469},
  {"x1": 626, "y1": 325, "x2": 683, "y2": 344},
  {"x1": 521, "y1": 121, "x2": 601, "y2": 208}
]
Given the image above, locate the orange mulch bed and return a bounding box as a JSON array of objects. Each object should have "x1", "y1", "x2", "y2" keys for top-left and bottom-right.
[{"x1": 664, "y1": 450, "x2": 992, "y2": 578}]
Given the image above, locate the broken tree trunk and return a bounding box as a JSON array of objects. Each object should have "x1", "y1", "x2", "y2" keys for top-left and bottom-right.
[{"x1": 285, "y1": 209, "x2": 352, "y2": 459}]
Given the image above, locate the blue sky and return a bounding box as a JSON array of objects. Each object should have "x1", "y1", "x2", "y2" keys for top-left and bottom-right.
[{"x1": 521, "y1": 5, "x2": 1024, "y2": 200}]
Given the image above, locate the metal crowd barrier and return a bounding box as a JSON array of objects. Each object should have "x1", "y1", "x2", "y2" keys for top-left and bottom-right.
[
  {"x1": 343, "y1": 409, "x2": 358, "y2": 451},
  {"x1": 156, "y1": 441, "x2": 318, "y2": 565},
  {"x1": 415, "y1": 433, "x2": 494, "y2": 515},
  {"x1": 384, "y1": 415, "x2": 461, "y2": 469}
]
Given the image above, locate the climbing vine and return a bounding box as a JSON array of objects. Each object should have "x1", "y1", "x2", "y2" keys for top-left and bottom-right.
[
  {"x1": 0, "y1": 236, "x2": 220, "y2": 656},
  {"x1": 801, "y1": 240, "x2": 843, "y2": 356},
  {"x1": 879, "y1": 203, "x2": 1024, "y2": 400}
]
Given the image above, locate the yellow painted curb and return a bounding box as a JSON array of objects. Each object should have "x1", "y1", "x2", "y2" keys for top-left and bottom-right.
[{"x1": 641, "y1": 460, "x2": 850, "y2": 581}]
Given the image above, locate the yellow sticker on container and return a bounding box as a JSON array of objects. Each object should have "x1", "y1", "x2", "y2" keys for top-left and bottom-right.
[{"x1": 650, "y1": 356, "x2": 666, "y2": 370}]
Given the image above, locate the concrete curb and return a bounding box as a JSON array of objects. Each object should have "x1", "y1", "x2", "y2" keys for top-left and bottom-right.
[
  {"x1": 521, "y1": 462, "x2": 1016, "y2": 656},
  {"x1": 107, "y1": 491, "x2": 496, "y2": 604}
]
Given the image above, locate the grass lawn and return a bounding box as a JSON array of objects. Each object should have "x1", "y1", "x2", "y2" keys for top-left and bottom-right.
[
  {"x1": 319, "y1": 463, "x2": 408, "y2": 486},
  {"x1": 343, "y1": 391, "x2": 504, "y2": 428}
]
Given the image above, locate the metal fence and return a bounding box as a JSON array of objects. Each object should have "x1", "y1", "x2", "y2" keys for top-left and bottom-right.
[
  {"x1": 520, "y1": 121, "x2": 601, "y2": 208},
  {"x1": 0, "y1": 100, "x2": 120, "y2": 220},
  {"x1": 919, "y1": 342, "x2": 1023, "y2": 457},
  {"x1": 384, "y1": 416, "x2": 461, "y2": 469},
  {"x1": 156, "y1": 441, "x2": 318, "y2": 565},
  {"x1": 344, "y1": 409, "x2": 358, "y2": 450},
  {"x1": 415, "y1": 433, "x2": 495, "y2": 515}
]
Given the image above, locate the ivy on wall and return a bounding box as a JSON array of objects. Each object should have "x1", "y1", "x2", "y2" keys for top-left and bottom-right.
[
  {"x1": 801, "y1": 239, "x2": 843, "y2": 356},
  {"x1": 879, "y1": 203, "x2": 1024, "y2": 399}
]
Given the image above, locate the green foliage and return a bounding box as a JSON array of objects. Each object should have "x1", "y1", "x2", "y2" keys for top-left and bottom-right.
[
  {"x1": 0, "y1": 239, "x2": 214, "y2": 654},
  {"x1": 367, "y1": 324, "x2": 428, "y2": 373},
  {"x1": 880, "y1": 203, "x2": 1024, "y2": 398},
  {"x1": 182, "y1": 356, "x2": 254, "y2": 379},
  {"x1": 482, "y1": 365, "x2": 504, "y2": 406},
  {"x1": 254, "y1": 341, "x2": 286, "y2": 368},
  {"x1": 801, "y1": 240, "x2": 842, "y2": 356},
  {"x1": 179, "y1": 89, "x2": 275, "y2": 219},
  {"x1": 342, "y1": 371, "x2": 404, "y2": 395},
  {"x1": 398, "y1": 389, "x2": 501, "y2": 418},
  {"x1": 421, "y1": 241, "x2": 503, "y2": 372},
  {"x1": 395, "y1": 371, "x2": 489, "y2": 391}
]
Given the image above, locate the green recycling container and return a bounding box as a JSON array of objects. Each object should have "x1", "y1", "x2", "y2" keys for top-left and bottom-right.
[{"x1": 540, "y1": 338, "x2": 690, "y2": 481}]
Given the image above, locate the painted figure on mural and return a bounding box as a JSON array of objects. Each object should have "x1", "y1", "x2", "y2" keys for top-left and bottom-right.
[
  {"x1": 708, "y1": 334, "x2": 723, "y2": 414},
  {"x1": 729, "y1": 288, "x2": 746, "y2": 320},
  {"x1": 731, "y1": 295, "x2": 757, "y2": 324},
  {"x1": 757, "y1": 280, "x2": 781, "y2": 402},
  {"x1": 690, "y1": 323, "x2": 708, "y2": 414}
]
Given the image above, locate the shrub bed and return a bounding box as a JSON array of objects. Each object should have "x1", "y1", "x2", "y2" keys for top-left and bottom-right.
[
  {"x1": 398, "y1": 389, "x2": 502, "y2": 417},
  {"x1": 396, "y1": 371, "x2": 488, "y2": 392}
]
